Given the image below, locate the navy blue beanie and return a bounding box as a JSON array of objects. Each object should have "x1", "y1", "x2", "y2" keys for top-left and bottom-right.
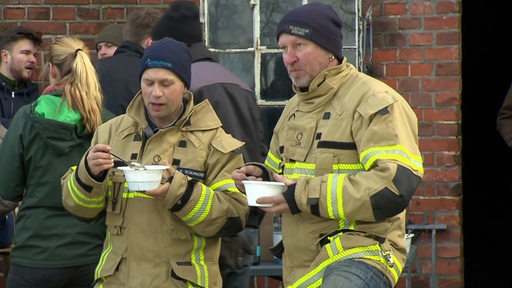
[
  {"x1": 140, "y1": 37, "x2": 192, "y2": 88},
  {"x1": 276, "y1": 2, "x2": 343, "y2": 61}
]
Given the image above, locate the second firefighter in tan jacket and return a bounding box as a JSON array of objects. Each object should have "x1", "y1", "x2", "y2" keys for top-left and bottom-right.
[{"x1": 232, "y1": 3, "x2": 424, "y2": 288}]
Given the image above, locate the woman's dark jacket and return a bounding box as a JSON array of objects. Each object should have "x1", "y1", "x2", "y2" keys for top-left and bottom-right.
[{"x1": 0, "y1": 99, "x2": 114, "y2": 267}]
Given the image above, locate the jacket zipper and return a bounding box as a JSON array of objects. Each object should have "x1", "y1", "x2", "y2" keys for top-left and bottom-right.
[{"x1": 11, "y1": 91, "x2": 15, "y2": 118}]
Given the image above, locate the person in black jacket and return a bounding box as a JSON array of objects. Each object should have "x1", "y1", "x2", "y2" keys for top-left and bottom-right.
[
  {"x1": 152, "y1": 2, "x2": 267, "y2": 287},
  {"x1": 0, "y1": 26, "x2": 42, "y2": 145},
  {"x1": 96, "y1": 7, "x2": 161, "y2": 116},
  {"x1": 95, "y1": 23, "x2": 124, "y2": 60}
]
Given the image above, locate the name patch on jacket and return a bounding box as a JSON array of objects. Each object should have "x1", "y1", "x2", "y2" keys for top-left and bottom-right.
[{"x1": 177, "y1": 167, "x2": 205, "y2": 180}]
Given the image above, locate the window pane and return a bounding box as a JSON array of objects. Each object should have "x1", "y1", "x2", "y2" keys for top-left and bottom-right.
[
  {"x1": 260, "y1": 0, "x2": 302, "y2": 48},
  {"x1": 208, "y1": 0, "x2": 253, "y2": 48},
  {"x1": 343, "y1": 48, "x2": 357, "y2": 67},
  {"x1": 214, "y1": 52, "x2": 255, "y2": 89},
  {"x1": 204, "y1": 0, "x2": 361, "y2": 102},
  {"x1": 323, "y1": 0, "x2": 357, "y2": 46},
  {"x1": 260, "y1": 53, "x2": 293, "y2": 101}
]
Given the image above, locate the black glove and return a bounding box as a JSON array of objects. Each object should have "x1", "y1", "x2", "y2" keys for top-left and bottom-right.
[{"x1": 219, "y1": 234, "x2": 255, "y2": 276}]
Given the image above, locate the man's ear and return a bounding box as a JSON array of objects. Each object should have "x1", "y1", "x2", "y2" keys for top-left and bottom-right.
[
  {"x1": 143, "y1": 38, "x2": 153, "y2": 49},
  {"x1": 0, "y1": 50, "x2": 10, "y2": 64}
]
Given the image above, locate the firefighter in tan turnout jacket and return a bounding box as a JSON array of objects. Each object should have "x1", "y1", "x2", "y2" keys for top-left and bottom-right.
[
  {"x1": 232, "y1": 3, "x2": 424, "y2": 288},
  {"x1": 62, "y1": 38, "x2": 249, "y2": 288}
]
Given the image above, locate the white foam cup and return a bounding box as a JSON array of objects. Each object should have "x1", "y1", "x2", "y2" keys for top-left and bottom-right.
[
  {"x1": 242, "y1": 180, "x2": 286, "y2": 207},
  {"x1": 119, "y1": 165, "x2": 168, "y2": 191}
]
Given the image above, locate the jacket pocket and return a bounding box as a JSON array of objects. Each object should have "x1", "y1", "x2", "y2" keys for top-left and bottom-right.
[
  {"x1": 105, "y1": 169, "x2": 127, "y2": 235},
  {"x1": 282, "y1": 113, "x2": 316, "y2": 162},
  {"x1": 170, "y1": 258, "x2": 220, "y2": 288},
  {"x1": 94, "y1": 252, "x2": 124, "y2": 287}
]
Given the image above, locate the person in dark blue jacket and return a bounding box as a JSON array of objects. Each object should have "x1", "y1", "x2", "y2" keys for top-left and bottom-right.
[
  {"x1": 0, "y1": 26, "x2": 42, "y2": 145},
  {"x1": 0, "y1": 26, "x2": 42, "y2": 252}
]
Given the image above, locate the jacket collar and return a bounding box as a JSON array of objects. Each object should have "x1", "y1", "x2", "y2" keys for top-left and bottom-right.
[
  {"x1": 0, "y1": 74, "x2": 39, "y2": 95},
  {"x1": 125, "y1": 91, "x2": 221, "y2": 133},
  {"x1": 112, "y1": 40, "x2": 145, "y2": 58},
  {"x1": 187, "y1": 42, "x2": 215, "y2": 63},
  {"x1": 294, "y1": 58, "x2": 351, "y2": 112}
]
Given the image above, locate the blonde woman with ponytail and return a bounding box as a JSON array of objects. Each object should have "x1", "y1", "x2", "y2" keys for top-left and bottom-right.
[
  {"x1": 0, "y1": 37, "x2": 114, "y2": 288},
  {"x1": 39, "y1": 37, "x2": 105, "y2": 134}
]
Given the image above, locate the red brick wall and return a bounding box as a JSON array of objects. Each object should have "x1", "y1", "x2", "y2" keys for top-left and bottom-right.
[
  {"x1": 0, "y1": 1, "x2": 463, "y2": 287},
  {"x1": 0, "y1": 0, "x2": 197, "y2": 75},
  {"x1": 365, "y1": 1, "x2": 462, "y2": 287}
]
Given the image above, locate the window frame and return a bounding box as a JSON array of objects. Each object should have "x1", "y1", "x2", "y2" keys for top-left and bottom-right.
[{"x1": 201, "y1": 0, "x2": 363, "y2": 106}]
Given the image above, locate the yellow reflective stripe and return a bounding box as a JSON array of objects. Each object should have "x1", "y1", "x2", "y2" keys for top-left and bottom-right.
[
  {"x1": 283, "y1": 162, "x2": 316, "y2": 178},
  {"x1": 290, "y1": 243, "x2": 401, "y2": 288},
  {"x1": 339, "y1": 219, "x2": 355, "y2": 230},
  {"x1": 95, "y1": 231, "x2": 113, "y2": 280},
  {"x1": 191, "y1": 235, "x2": 208, "y2": 287},
  {"x1": 105, "y1": 184, "x2": 153, "y2": 200},
  {"x1": 329, "y1": 237, "x2": 402, "y2": 282},
  {"x1": 360, "y1": 145, "x2": 423, "y2": 173},
  {"x1": 290, "y1": 273, "x2": 322, "y2": 288},
  {"x1": 94, "y1": 227, "x2": 211, "y2": 288},
  {"x1": 326, "y1": 235, "x2": 344, "y2": 256},
  {"x1": 389, "y1": 252, "x2": 403, "y2": 282},
  {"x1": 358, "y1": 252, "x2": 401, "y2": 282},
  {"x1": 67, "y1": 172, "x2": 106, "y2": 208},
  {"x1": 332, "y1": 163, "x2": 365, "y2": 174},
  {"x1": 326, "y1": 174, "x2": 345, "y2": 219},
  {"x1": 264, "y1": 151, "x2": 282, "y2": 173},
  {"x1": 182, "y1": 185, "x2": 213, "y2": 227},
  {"x1": 210, "y1": 178, "x2": 238, "y2": 192},
  {"x1": 126, "y1": 191, "x2": 152, "y2": 199},
  {"x1": 106, "y1": 181, "x2": 123, "y2": 190}
]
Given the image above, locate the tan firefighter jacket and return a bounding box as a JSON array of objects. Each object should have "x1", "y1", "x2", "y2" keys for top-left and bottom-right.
[
  {"x1": 62, "y1": 91, "x2": 249, "y2": 288},
  {"x1": 259, "y1": 58, "x2": 424, "y2": 287}
]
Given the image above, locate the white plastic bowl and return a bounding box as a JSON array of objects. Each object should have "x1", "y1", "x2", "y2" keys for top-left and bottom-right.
[
  {"x1": 242, "y1": 180, "x2": 286, "y2": 207},
  {"x1": 118, "y1": 165, "x2": 168, "y2": 191}
]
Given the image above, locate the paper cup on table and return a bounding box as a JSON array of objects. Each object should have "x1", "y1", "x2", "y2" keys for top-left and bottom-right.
[
  {"x1": 119, "y1": 165, "x2": 168, "y2": 191},
  {"x1": 242, "y1": 180, "x2": 286, "y2": 207}
]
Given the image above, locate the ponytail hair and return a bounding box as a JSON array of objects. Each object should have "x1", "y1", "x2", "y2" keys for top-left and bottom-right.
[{"x1": 43, "y1": 37, "x2": 103, "y2": 134}]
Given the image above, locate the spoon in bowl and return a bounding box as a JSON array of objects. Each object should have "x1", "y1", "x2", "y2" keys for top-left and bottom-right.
[{"x1": 110, "y1": 151, "x2": 143, "y2": 169}]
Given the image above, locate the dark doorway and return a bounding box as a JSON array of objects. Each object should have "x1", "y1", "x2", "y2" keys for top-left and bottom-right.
[{"x1": 461, "y1": 2, "x2": 512, "y2": 287}]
